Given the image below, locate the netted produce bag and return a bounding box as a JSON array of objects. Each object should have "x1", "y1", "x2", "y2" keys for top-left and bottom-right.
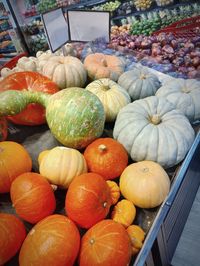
[
  {"x1": 155, "y1": 0, "x2": 174, "y2": 7},
  {"x1": 133, "y1": 0, "x2": 153, "y2": 11}
]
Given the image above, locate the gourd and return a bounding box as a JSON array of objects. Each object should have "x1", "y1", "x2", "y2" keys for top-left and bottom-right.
[
  {"x1": 118, "y1": 66, "x2": 161, "y2": 100},
  {"x1": 39, "y1": 146, "x2": 87, "y2": 188},
  {"x1": 106, "y1": 180, "x2": 121, "y2": 204},
  {"x1": 19, "y1": 214, "x2": 80, "y2": 266},
  {"x1": 0, "y1": 88, "x2": 105, "y2": 149},
  {"x1": 126, "y1": 225, "x2": 145, "y2": 255},
  {"x1": 156, "y1": 78, "x2": 200, "y2": 123},
  {"x1": 113, "y1": 96, "x2": 195, "y2": 168},
  {"x1": 119, "y1": 161, "x2": 170, "y2": 208},
  {"x1": 86, "y1": 78, "x2": 131, "y2": 122},
  {"x1": 84, "y1": 53, "x2": 125, "y2": 81},
  {"x1": 0, "y1": 116, "x2": 7, "y2": 141}
]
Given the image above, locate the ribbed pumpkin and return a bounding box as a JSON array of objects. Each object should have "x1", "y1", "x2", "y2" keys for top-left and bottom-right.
[
  {"x1": 106, "y1": 180, "x2": 121, "y2": 205},
  {"x1": 118, "y1": 66, "x2": 161, "y2": 100},
  {"x1": 39, "y1": 55, "x2": 87, "y2": 89},
  {"x1": 0, "y1": 116, "x2": 7, "y2": 141},
  {"x1": 39, "y1": 146, "x2": 87, "y2": 188},
  {"x1": 84, "y1": 53, "x2": 125, "y2": 81},
  {"x1": 84, "y1": 138, "x2": 128, "y2": 180},
  {"x1": 126, "y1": 225, "x2": 145, "y2": 255},
  {"x1": 86, "y1": 78, "x2": 131, "y2": 122},
  {"x1": 113, "y1": 96, "x2": 195, "y2": 168},
  {"x1": 0, "y1": 141, "x2": 32, "y2": 193},
  {"x1": 19, "y1": 214, "x2": 80, "y2": 266},
  {"x1": 0, "y1": 213, "x2": 26, "y2": 265},
  {"x1": 120, "y1": 161, "x2": 170, "y2": 208},
  {"x1": 79, "y1": 219, "x2": 132, "y2": 266}
]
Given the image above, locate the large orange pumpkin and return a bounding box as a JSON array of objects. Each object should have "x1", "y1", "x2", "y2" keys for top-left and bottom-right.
[
  {"x1": 0, "y1": 213, "x2": 26, "y2": 265},
  {"x1": 79, "y1": 219, "x2": 132, "y2": 266},
  {"x1": 0, "y1": 116, "x2": 7, "y2": 141},
  {"x1": 65, "y1": 173, "x2": 112, "y2": 228},
  {"x1": 10, "y1": 172, "x2": 56, "y2": 224},
  {"x1": 19, "y1": 214, "x2": 80, "y2": 266},
  {"x1": 0, "y1": 141, "x2": 32, "y2": 193},
  {"x1": 0, "y1": 71, "x2": 59, "y2": 125},
  {"x1": 83, "y1": 138, "x2": 128, "y2": 180}
]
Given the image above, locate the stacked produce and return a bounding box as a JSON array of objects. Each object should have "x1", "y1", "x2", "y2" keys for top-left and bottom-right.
[
  {"x1": 91, "y1": 0, "x2": 120, "y2": 12},
  {"x1": 156, "y1": 0, "x2": 174, "y2": 6},
  {"x1": 133, "y1": 0, "x2": 153, "y2": 11}
]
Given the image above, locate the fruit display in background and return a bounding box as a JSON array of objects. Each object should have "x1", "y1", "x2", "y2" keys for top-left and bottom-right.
[
  {"x1": 0, "y1": 213, "x2": 26, "y2": 265},
  {"x1": 156, "y1": 0, "x2": 174, "y2": 6},
  {"x1": 113, "y1": 96, "x2": 195, "y2": 168},
  {"x1": 106, "y1": 180, "x2": 121, "y2": 205},
  {"x1": 39, "y1": 146, "x2": 87, "y2": 189},
  {"x1": 19, "y1": 214, "x2": 80, "y2": 266},
  {"x1": 134, "y1": 0, "x2": 153, "y2": 11},
  {"x1": 10, "y1": 172, "x2": 56, "y2": 224},
  {"x1": 126, "y1": 225, "x2": 146, "y2": 255},
  {"x1": 119, "y1": 161, "x2": 171, "y2": 208},
  {"x1": 79, "y1": 219, "x2": 132, "y2": 266},
  {"x1": 91, "y1": 0, "x2": 120, "y2": 12},
  {"x1": 0, "y1": 141, "x2": 32, "y2": 193},
  {"x1": 86, "y1": 78, "x2": 131, "y2": 122},
  {"x1": 65, "y1": 173, "x2": 112, "y2": 229},
  {"x1": 83, "y1": 138, "x2": 128, "y2": 180},
  {"x1": 0, "y1": 116, "x2": 7, "y2": 141}
]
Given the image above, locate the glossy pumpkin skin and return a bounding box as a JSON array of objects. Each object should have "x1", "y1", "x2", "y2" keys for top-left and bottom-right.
[
  {"x1": 65, "y1": 173, "x2": 112, "y2": 229},
  {"x1": 120, "y1": 161, "x2": 170, "y2": 208},
  {"x1": 86, "y1": 78, "x2": 131, "y2": 122},
  {"x1": 79, "y1": 219, "x2": 132, "y2": 266},
  {"x1": 126, "y1": 225, "x2": 145, "y2": 255},
  {"x1": 19, "y1": 214, "x2": 80, "y2": 266},
  {"x1": 0, "y1": 116, "x2": 7, "y2": 141},
  {"x1": 106, "y1": 180, "x2": 120, "y2": 205},
  {"x1": 0, "y1": 213, "x2": 26, "y2": 265},
  {"x1": 39, "y1": 146, "x2": 87, "y2": 189},
  {"x1": 113, "y1": 96, "x2": 195, "y2": 168},
  {"x1": 10, "y1": 172, "x2": 56, "y2": 224},
  {"x1": 0, "y1": 141, "x2": 32, "y2": 193},
  {"x1": 83, "y1": 138, "x2": 128, "y2": 180},
  {"x1": 0, "y1": 71, "x2": 59, "y2": 125}
]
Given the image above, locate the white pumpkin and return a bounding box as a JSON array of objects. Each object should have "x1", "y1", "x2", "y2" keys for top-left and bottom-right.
[
  {"x1": 86, "y1": 78, "x2": 131, "y2": 122},
  {"x1": 113, "y1": 96, "x2": 195, "y2": 168},
  {"x1": 156, "y1": 78, "x2": 200, "y2": 123},
  {"x1": 17, "y1": 56, "x2": 38, "y2": 71}
]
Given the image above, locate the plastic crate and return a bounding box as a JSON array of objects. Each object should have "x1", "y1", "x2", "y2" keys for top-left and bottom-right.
[{"x1": 0, "y1": 52, "x2": 28, "y2": 71}]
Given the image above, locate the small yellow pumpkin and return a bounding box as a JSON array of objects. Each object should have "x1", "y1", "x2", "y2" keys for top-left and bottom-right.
[
  {"x1": 106, "y1": 180, "x2": 121, "y2": 205},
  {"x1": 126, "y1": 225, "x2": 145, "y2": 255}
]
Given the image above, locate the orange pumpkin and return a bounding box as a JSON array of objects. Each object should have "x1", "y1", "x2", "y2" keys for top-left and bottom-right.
[
  {"x1": 79, "y1": 219, "x2": 132, "y2": 266},
  {"x1": 65, "y1": 173, "x2": 112, "y2": 228},
  {"x1": 0, "y1": 117, "x2": 7, "y2": 141},
  {"x1": 0, "y1": 213, "x2": 26, "y2": 265},
  {"x1": 84, "y1": 138, "x2": 128, "y2": 180},
  {"x1": 19, "y1": 214, "x2": 80, "y2": 266},
  {"x1": 126, "y1": 225, "x2": 145, "y2": 255},
  {"x1": 106, "y1": 180, "x2": 120, "y2": 205},
  {"x1": 10, "y1": 172, "x2": 56, "y2": 224},
  {"x1": 0, "y1": 141, "x2": 32, "y2": 193}
]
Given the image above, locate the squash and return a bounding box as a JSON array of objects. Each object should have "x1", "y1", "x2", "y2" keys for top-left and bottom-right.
[
  {"x1": 0, "y1": 71, "x2": 59, "y2": 125},
  {"x1": 118, "y1": 66, "x2": 161, "y2": 100},
  {"x1": 0, "y1": 116, "x2": 7, "y2": 141},
  {"x1": 39, "y1": 55, "x2": 87, "y2": 89},
  {"x1": 19, "y1": 214, "x2": 80, "y2": 266},
  {"x1": 0, "y1": 213, "x2": 26, "y2": 265},
  {"x1": 10, "y1": 172, "x2": 56, "y2": 224},
  {"x1": 113, "y1": 96, "x2": 195, "y2": 168},
  {"x1": 83, "y1": 137, "x2": 128, "y2": 180},
  {"x1": 0, "y1": 88, "x2": 105, "y2": 149},
  {"x1": 126, "y1": 225, "x2": 145, "y2": 255},
  {"x1": 86, "y1": 78, "x2": 131, "y2": 122},
  {"x1": 120, "y1": 161, "x2": 170, "y2": 208},
  {"x1": 0, "y1": 141, "x2": 32, "y2": 193},
  {"x1": 106, "y1": 180, "x2": 121, "y2": 205},
  {"x1": 156, "y1": 78, "x2": 200, "y2": 122},
  {"x1": 39, "y1": 146, "x2": 87, "y2": 188},
  {"x1": 84, "y1": 53, "x2": 125, "y2": 81},
  {"x1": 79, "y1": 219, "x2": 132, "y2": 266},
  {"x1": 65, "y1": 173, "x2": 112, "y2": 229}
]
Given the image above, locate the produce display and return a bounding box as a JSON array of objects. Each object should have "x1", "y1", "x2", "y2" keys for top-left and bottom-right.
[
  {"x1": 134, "y1": 0, "x2": 153, "y2": 11},
  {"x1": 156, "y1": 0, "x2": 174, "y2": 6},
  {"x1": 91, "y1": 0, "x2": 120, "y2": 12}
]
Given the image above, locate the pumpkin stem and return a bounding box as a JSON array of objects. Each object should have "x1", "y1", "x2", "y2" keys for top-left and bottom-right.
[
  {"x1": 103, "y1": 201, "x2": 107, "y2": 208},
  {"x1": 101, "y1": 58, "x2": 107, "y2": 67},
  {"x1": 102, "y1": 85, "x2": 110, "y2": 91},
  {"x1": 182, "y1": 87, "x2": 191, "y2": 93},
  {"x1": 98, "y1": 144, "x2": 107, "y2": 153},
  {"x1": 51, "y1": 184, "x2": 58, "y2": 191},
  {"x1": 150, "y1": 114, "x2": 161, "y2": 125},
  {"x1": 89, "y1": 238, "x2": 95, "y2": 245},
  {"x1": 140, "y1": 74, "x2": 146, "y2": 80}
]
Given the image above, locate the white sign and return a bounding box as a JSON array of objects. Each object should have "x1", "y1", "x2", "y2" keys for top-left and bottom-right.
[
  {"x1": 67, "y1": 10, "x2": 110, "y2": 42},
  {"x1": 42, "y1": 8, "x2": 69, "y2": 52}
]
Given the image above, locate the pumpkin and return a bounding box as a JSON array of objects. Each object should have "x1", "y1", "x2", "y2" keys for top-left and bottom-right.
[
  {"x1": 19, "y1": 214, "x2": 80, "y2": 266},
  {"x1": 65, "y1": 173, "x2": 112, "y2": 228},
  {"x1": 79, "y1": 219, "x2": 132, "y2": 266},
  {"x1": 106, "y1": 180, "x2": 120, "y2": 205},
  {"x1": 0, "y1": 116, "x2": 7, "y2": 141},
  {"x1": 118, "y1": 66, "x2": 161, "y2": 100},
  {"x1": 84, "y1": 53, "x2": 125, "y2": 81},
  {"x1": 113, "y1": 96, "x2": 195, "y2": 168},
  {"x1": 120, "y1": 161, "x2": 170, "y2": 208},
  {"x1": 0, "y1": 213, "x2": 26, "y2": 265},
  {"x1": 0, "y1": 141, "x2": 32, "y2": 193},
  {"x1": 83, "y1": 138, "x2": 128, "y2": 180},
  {"x1": 39, "y1": 146, "x2": 87, "y2": 188},
  {"x1": 0, "y1": 71, "x2": 59, "y2": 125},
  {"x1": 0, "y1": 88, "x2": 105, "y2": 149},
  {"x1": 111, "y1": 199, "x2": 136, "y2": 227},
  {"x1": 10, "y1": 172, "x2": 56, "y2": 224},
  {"x1": 126, "y1": 225, "x2": 145, "y2": 255},
  {"x1": 156, "y1": 78, "x2": 200, "y2": 122},
  {"x1": 39, "y1": 55, "x2": 87, "y2": 89},
  {"x1": 86, "y1": 78, "x2": 131, "y2": 122}
]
